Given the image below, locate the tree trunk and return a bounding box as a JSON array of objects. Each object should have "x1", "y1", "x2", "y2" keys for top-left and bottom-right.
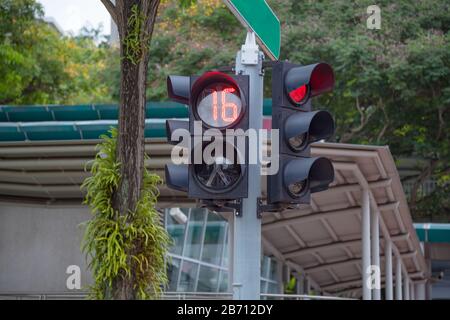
[
  {"x1": 111, "y1": 56, "x2": 148, "y2": 300},
  {"x1": 107, "y1": 0, "x2": 160, "y2": 300}
]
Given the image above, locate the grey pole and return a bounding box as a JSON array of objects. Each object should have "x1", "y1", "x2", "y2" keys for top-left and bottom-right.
[
  {"x1": 385, "y1": 239, "x2": 393, "y2": 300},
  {"x1": 361, "y1": 189, "x2": 372, "y2": 300},
  {"x1": 231, "y1": 31, "x2": 264, "y2": 300}
]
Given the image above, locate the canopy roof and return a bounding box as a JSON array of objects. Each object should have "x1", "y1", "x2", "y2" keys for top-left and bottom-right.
[
  {"x1": 0, "y1": 138, "x2": 429, "y2": 298},
  {"x1": 0, "y1": 103, "x2": 429, "y2": 298}
]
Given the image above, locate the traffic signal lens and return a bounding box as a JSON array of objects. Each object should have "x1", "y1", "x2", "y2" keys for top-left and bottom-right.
[
  {"x1": 288, "y1": 84, "x2": 308, "y2": 105},
  {"x1": 196, "y1": 83, "x2": 243, "y2": 128},
  {"x1": 288, "y1": 180, "x2": 307, "y2": 197},
  {"x1": 288, "y1": 133, "x2": 307, "y2": 150},
  {"x1": 193, "y1": 143, "x2": 244, "y2": 192}
]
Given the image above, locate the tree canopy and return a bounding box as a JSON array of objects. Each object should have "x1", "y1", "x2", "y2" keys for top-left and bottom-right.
[
  {"x1": 0, "y1": 0, "x2": 113, "y2": 105},
  {"x1": 149, "y1": 0, "x2": 450, "y2": 221}
]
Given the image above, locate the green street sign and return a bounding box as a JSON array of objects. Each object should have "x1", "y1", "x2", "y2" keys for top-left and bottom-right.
[{"x1": 224, "y1": 0, "x2": 280, "y2": 60}]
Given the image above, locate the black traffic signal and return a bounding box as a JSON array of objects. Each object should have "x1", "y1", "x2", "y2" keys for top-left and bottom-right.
[
  {"x1": 165, "y1": 71, "x2": 250, "y2": 200},
  {"x1": 268, "y1": 61, "x2": 335, "y2": 205}
]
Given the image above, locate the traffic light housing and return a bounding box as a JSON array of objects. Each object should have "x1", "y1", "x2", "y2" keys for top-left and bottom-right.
[
  {"x1": 268, "y1": 61, "x2": 335, "y2": 205},
  {"x1": 165, "y1": 71, "x2": 250, "y2": 200}
]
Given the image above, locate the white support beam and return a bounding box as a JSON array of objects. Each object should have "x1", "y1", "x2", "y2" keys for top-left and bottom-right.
[
  {"x1": 415, "y1": 281, "x2": 426, "y2": 300},
  {"x1": 404, "y1": 275, "x2": 410, "y2": 300},
  {"x1": 336, "y1": 161, "x2": 427, "y2": 276},
  {"x1": 395, "y1": 256, "x2": 403, "y2": 300},
  {"x1": 371, "y1": 209, "x2": 381, "y2": 300},
  {"x1": 362, "y1": 189, "x2": 371, "y2": 300},
  {"x1": 335, "y1": 162, "x2": 425, "y2": 286},
  {"x1": 295, "y1": 272, "x2": 305, "y2": 294},
  {"x1": 385, "y1": 239, "x2": 394, "y2": 300}
]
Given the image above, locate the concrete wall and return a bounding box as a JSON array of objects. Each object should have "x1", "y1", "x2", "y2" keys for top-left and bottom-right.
[{"x1": 0, "y1": 203, "x2": 92, "y2": 294}]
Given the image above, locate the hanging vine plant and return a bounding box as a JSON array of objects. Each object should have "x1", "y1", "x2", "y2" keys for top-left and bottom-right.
[
  {"x1": 123, "y1": 4, "x2": 149, "y2": 65},
  {"x1": 81, "y1": 128, "x2": 170, "y2": 299}
]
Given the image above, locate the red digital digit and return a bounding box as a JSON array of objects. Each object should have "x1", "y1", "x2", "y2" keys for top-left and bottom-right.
[
  {"x1": 212, "y1": 90, "x2": 218, "y2": 121},
  {"x1": 221, "y1": 87, "x2": 238, "y2": 123}
]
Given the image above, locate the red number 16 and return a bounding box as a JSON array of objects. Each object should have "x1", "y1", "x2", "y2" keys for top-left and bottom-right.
[{"x1": 212, "y1": 88, "x2": 238, "y2": 123}]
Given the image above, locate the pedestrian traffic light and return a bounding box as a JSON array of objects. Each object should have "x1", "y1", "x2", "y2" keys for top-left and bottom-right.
[
  {"x1": 267, "y1": 61, "x2": 335, "y2": 205},
  {"x1": 165, "y1": 71, "x2": 250, "y2": 200}
]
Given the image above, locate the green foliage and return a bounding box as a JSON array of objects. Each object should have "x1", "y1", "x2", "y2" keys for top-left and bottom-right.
[
  {"x1": 124, "y1": 4, "x2": 148, "y2": 65},
  {"x1": 0, "y1": 0, "x2": 115, "y2": 105},
  {"x1": 284, "y1": 276, "x2": 297, "y2": 294},
  {"x1": 416, "y1": 184, "x2": 450, "y2": 222},
  {"x1": 81, "y1": 128, "x2": 170, "y2": 299},
  {"x1": 274, "y1": 0, "x2": 449, "y2": 219}
]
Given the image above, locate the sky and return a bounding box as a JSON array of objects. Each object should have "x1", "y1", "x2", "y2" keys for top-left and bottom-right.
[{"x1": 38, "y1": 0, "x2": 112, "y2": 36}]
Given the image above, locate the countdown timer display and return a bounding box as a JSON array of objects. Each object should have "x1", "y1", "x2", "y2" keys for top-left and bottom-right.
[{"x1": 196, "y1": 83, "x2": 243, "y2": 128}]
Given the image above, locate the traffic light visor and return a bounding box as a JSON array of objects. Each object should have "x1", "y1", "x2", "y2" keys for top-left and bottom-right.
[
  {"x1": 165, "y1": 164, "x2": 188, "y2": 192},
  {"x1": 285, "y1": 63, "x2": 334, "y2": 105},
  {"x1": 285, "y1": 110, "x2": 335, "y2": 151},
  {"x1": 283, "y1": 157, "x2": 334, "y2": 197},
  {"x1": 167, "y1": 75, "x2": 190, "y2": 105}
]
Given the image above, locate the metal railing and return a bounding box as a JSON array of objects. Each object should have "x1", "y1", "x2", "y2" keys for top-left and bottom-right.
[
  {"x1": 162, "y1": 292, "x2": 232, "y2": 300},
  {"x1": 0, "y1": 292, "x2": 355, "y2": 300},
  {"x1": 261, "y1": 293, "x2": 355, "y2": 300}
]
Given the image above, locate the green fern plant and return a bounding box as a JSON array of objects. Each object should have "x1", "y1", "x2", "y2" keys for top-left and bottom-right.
[
  {"x1": 81, "y1": 128, "x2": 170, "y2": 299},
  {"x1": 123, "y1": 4, "x2": 149, "y2": 65}
]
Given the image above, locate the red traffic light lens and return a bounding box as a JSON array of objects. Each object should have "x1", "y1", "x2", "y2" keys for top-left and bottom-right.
[
  {"x1": 196, "y1": 83, "x2": 243, "y2": 128},
  {"x1": 288, "y1": 84, "x2": 308, "y2": 105}
]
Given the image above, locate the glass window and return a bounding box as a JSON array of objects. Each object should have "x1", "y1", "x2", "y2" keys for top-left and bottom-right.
[
  {"x1": 260, "y1": 280, "x2": 269, "y2": 294},
  {"x1": 261, "y1": 256, "x2": 270, "y2": 279},
  {"x1": 178, "y1": 260, "x2": 198, "y2": 292},
  {"x1": 166, "y1": 209, "x2": 187, "y2": 256},
  {"x1": 201, "y1": 212, "x2": 227, "y2": 265},
  {"x1": 184, "y1": 209, "x2": 206, "y2": 260},
  {"x1": 167, "y1": 258, "x2": 181, "y2": 292},
  {"x1": 218, "y1": 271, "x2": 228, "y2": 292},
  {"x1": 221, "y1": 228, "x2": 229, "y2": 268},
  {"x1": 269, "y1": 258, "x2": 278, "y2": 281},
  {"x1": 268, "y1": 282, "x2": 279, "y2": 294},
  {"x1": 197, "y1": 265, "x2": 220, "y2": 292}
]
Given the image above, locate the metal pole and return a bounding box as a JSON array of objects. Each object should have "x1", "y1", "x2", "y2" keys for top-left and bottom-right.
[
  {"x1": 404, "y1": 275, "x2": 410, "y2": 300},
  {"x1": 426, "y1": 278, "x2": 432, "y2": 300},
  {"x1": 385, "y1": 239, "x2": 393, "y2": 300},
  {"x1": 395, "y1": 256, "x2": 402, "y2": 300},
  {"x1": 361, "y1": 189, "x2": 372, "y2": 300},
  {"x1": 416, "y1": 281, "x2": 426, "y2": 300},
  {"x1": 305, "y1": 276, "x2": 311, "y2": 298},
  {"x1": 227, "y1": 215, "x2": 234, "y2": 293},
  {"x1": 371, "y1": 209, "x2": 381, "y2": 300},
  {"x1": 296, "y1": 273, "x2": 305, "y2": 294},
  {"x1": 231, "y1": 32, "x2": 264, "y2": 300}
]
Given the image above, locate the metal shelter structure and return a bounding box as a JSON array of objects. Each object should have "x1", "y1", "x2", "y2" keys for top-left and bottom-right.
[{"x1": 0, "y1": 135, "x2": 429, "y2": 299}]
